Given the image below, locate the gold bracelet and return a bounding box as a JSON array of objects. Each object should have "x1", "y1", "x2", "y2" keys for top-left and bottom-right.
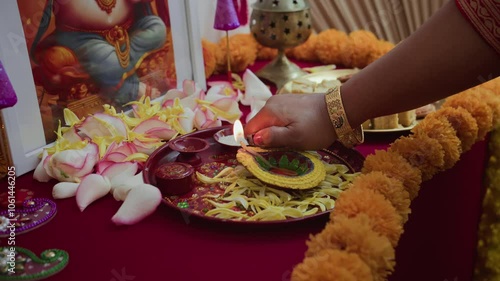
[{"x1": 325, "y1": 86, "x2": 364, "y2": 148}]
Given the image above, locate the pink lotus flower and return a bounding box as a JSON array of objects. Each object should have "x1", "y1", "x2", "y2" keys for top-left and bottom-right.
[
  {"x1": 77, "y1": 113, "x2": 128, "y2": 140},
  {"x1": 34, "y1": 142, "x2": 99, "y2": 182}
]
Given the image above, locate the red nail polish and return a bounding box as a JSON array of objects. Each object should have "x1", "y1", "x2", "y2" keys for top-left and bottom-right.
[{"x1": 254, "y1": 134, "x2": 263, "y2": 146}]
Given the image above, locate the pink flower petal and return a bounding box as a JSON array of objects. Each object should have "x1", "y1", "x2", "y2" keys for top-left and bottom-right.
[
  {"x1": 133, "y1": 118, "x2": 177, "y2": 140},
  {"x1": 62, "y1": 127, "x2": 84, "y2": 142},
  {"x1": 34, "y1": 150, "x2": 52, "y2": 182},
  {"x1": 76, "y1": 174, "x2": 111, "y2": 211},
  {"x1": 179, "y1": 107, "x2": 195, "y2": 133},
  {"x1": 52, "y1": 182, "x2": 79, "y2": 199},
  {"x1": 246, "y1": 99, "x2": 267, "y2": 123},
  {"x1": 112, "y1": 172, "x2": 144, "y2": 201},
  {"x1": 50, "y1": 142, "x2": 99, "y2": 181},
  {"x1": 96, "y1": 160, "x2": 114, "y2": 174},
  {"x1": 78, "y1": 113, "x2": 128, "y2": 138},
  {"x1": 111, "y1": 184, "x2": 162, "y2": 225},
  {"x1": 207, "y1": 81, "x2": 232, "y2": 88},
  {"x1": 101, "y1": 162, "x2": 138, "y2": 186},
  {"x1": 241, "y1": 69, "x2": 272, "y2": 106},
  {"x1": 104, "y1": 151, "x2": 128, "y2": 162}
]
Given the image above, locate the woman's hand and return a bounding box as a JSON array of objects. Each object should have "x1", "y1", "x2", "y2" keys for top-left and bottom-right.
[{"x1": 244, "y1": 93, "x2": 337, "y2": 150}]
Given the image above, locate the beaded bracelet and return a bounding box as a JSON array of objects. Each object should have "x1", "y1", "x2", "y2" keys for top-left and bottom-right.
[{"x1": 324, "y1": 86, "x2": 364, "y2": 148}]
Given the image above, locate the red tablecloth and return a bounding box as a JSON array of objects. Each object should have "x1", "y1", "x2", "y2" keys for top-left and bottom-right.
[
  {"x1": 0, "y1": 135, "x2": 487, "y2": 281},
  {"x1": 0, "y1": 61, "x2": 488, "y2": 281}
]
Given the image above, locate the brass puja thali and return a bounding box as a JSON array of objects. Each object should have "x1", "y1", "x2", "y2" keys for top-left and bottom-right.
[{"x1": 143, "y1": 126, "x2": 364, "y2": 224}]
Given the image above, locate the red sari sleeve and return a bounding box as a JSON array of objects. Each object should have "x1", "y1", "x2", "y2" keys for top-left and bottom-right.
[{"x1": 455, "y1": 0, "x2": 500, "y2": 54}]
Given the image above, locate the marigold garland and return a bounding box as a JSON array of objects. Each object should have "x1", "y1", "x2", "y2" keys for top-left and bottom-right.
[
  {"x1": 202, "y1": 28, "x2": 395, "y2": 75},
  {"x1": 293, "y1": 78, "x2": 500, "y2": 280},
  {"x1": 474, "y1": 127, "x2": 500, "y2": 280},
  {"x1": 199, "y1": 28, "x2": 499, "y2": 281}
]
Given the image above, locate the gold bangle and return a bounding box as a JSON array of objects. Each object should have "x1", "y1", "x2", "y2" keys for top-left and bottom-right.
[{"x1": 325, "y1": 86, "x2": 364, "y2": 148}]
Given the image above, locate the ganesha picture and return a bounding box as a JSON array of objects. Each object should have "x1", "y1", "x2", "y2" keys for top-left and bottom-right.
[{"x1": 17, "y1": 0, "x2": 176, "y2": 142}]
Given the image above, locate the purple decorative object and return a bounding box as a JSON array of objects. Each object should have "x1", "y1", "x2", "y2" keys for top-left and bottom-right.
[
  {"x1": 0, "y1": 198, "x2": 57, "y2": 237},
  {"x1": 0, "y1": 60, "x2": 18, "y2": 109},
  {"x1": 214, "y1": 0, "x2": 241, "y2": 31}
]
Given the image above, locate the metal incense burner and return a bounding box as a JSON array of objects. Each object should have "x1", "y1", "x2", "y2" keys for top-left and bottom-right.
[{"x1": 250, "y1": 0, "x2": 312, "y2": 89}]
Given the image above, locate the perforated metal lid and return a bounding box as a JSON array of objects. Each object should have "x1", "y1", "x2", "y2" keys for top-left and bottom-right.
[{"x1": 251, "y1": 0, "x2": 310, "y2": 12}]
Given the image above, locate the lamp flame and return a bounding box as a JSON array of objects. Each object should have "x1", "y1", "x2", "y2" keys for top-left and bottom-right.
[{"x1": 233, "y1": 120, "x2": 245, "y2": 144}]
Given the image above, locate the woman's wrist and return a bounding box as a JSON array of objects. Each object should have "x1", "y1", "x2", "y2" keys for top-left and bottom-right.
[{"x1": 324, "y1": 87, "x2": 364, "y2": 148}]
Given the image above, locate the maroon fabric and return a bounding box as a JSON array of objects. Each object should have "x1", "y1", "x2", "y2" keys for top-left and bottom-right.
[{"x1": 0, "y1": 60, "x2": 487, "y2": 281}]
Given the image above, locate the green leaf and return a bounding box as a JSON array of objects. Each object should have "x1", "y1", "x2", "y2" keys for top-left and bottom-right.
[
  {"x1": 297, "y1": 163, "x2": 309, "y2": 175},
  {"x1": 256, "y1": 156, "x2": 271, "y2": 170},
  {"x1": 269, "y1": 157, "x2": 278, "y2": 167},
  {"x1": 279, "y1": 155, "x2": 289, "y2": 169},
  {"x1": 290, "y1": 159, "x2": 300, "y2": 170}
]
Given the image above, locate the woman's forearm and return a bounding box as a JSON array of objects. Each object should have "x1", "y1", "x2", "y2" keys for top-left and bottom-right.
[{"x1": 342, "y1": 0, "x2": 500, "y2": 128}]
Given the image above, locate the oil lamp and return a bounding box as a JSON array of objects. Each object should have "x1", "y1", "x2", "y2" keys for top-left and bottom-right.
[{"x1": 250, "y1": 0, "x2": 312, "y2": 89}]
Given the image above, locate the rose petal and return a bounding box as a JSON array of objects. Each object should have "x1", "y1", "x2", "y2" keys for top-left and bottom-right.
[
  {"x1": 50, "y1": 142, "x2": 99, "y2": 182},
  {"x1": 96, "y1": 160, "x2": 114, "y2": 174},
  {"x1": 179, "y1": 107, "x2": 195, "y2": 133},
  {"x1": 34, "y1": 150, "x2": 52, "y2": 182},
  {"x1": 133, "y1": 118, "x2": 177, "y2": 140},
  {"x1": 112, "y1": 172, "x2": 144, "y2": 201},
  {"x1": 246, "y1": 99, "x2": 267, "y2": 123},
  {"x1": 62, "y1": 127, "x2": 84, "y2": 142},
  {"x1": 75, "y1": 174, "x2": 111, "y2": 211},
  {"x1": 111, "y1": 184, "x2": 162, "y2": 225},
  {"x1": 241, "y1": 69, "x2": 272, "y2": 106},
  {"x1": 78, "y1": 113, "x2": 128, "y2": 139},
  {"x1": 52, "y1": 182, "x2": 79, "y2": 199},
  {"x1": 101, "y1": 162, "x2": 138, "y2": 186}
]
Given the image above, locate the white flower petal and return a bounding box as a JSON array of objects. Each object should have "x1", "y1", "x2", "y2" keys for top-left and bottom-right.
[
  {"x1": 52, "y1": 182, "x2": 79, "y2": 199},
  {"x1": 75, "y1": 174, "x2": 111, "y2": 211},
  {"x1": 33, "y1": 150, "x2": 52, "y2": 182},
  {"x1": 112, "y1": 172, "x2": 144, "y2": 201},
  {"x1": 111, "y1": 184, "x2": 162, "y2": 225}
]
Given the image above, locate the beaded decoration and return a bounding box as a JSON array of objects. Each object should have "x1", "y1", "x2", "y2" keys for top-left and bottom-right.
[
  {"x1": 0, "y1": 247, "x2": 69, "y2": 280},
  {"x1": 0, "y1": 198, "x2": 57, "y2": 237}
]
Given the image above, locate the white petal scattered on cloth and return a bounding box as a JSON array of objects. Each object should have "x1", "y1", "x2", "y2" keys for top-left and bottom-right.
[
  {"x1": 111, "y1": 184, "x2": 162, "y2": 225},
  {"x1": 75, "y1": 174, "x2": 111, "y2": 211},
  {"x1": 52, "y1": 182, "x2": 79, "y2": 199}
]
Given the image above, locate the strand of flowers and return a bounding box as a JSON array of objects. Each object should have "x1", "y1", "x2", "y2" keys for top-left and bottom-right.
[
  {"x1": 290, "y1": 77, "x2": 500, "y2": 281},
  {"x1": 201, "y1": 29, "x2": 392, "y2": 78},
  {"x1": 473, "y1": 127, "x2": 500, "y2": 280}
]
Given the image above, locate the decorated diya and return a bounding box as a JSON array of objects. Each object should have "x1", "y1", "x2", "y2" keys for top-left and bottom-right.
[
  {"x1": 236, "y1": 147, "x2": 326, "y2": 189},
  {"x1": 143, "y1": 125, "x2": 364, "y2": 223}
]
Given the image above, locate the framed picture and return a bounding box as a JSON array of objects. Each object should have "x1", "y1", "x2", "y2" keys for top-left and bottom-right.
[{"x1": 0, "y1": 0, "x2": 205, "y2": 176}]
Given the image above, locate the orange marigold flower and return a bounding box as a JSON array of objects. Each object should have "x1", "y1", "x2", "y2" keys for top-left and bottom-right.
[
  {"x1": 349, "y1": 171, "x2": 411, "y2": 223},
  {"x1": 366, "y1": 40, "x2": 395, "y2": 64},
  {"x1": 442, "y1": 93, "x2": 493, "y2": 141},
  {"x1": 389, "y1": 135, "x2": 445, "y2": 181},
  {"x1": 426, "y1": 107, "x2": 478, "y2": 152},
  {"x1": 292, "y1": 249, "x2": 373, "y2": 281},
  {"x1": 341, "y1": 30, "x2": 379, "y2": 68},
  {"x1": 362, "y1": 150, "x2": 422, "y2": 200},
  {"x1": 306, "y1": 214, "x2": 395, "y2": 281},
  {"x1": 479, "y1": 77, "x2": 500, "y2": 95},
  {"x1": 217, "y1": 34, "x2": 258, "y2": 73},
  {"x1": 330, "y1": 186, "x2": 403, "y2": 247},
  {"x1": 315, "y1": 29, "x2": 349, "y2": 65},
  {"x1": 411, "y1": 117, "x2": 462, "y2": 170},
  {"x1": 256, "y1": 45, "x2": 278, "y2": 60},
  {"x1": 287, "y1": 34, "x2": 319, "y2": 62},
  {"x1": 463, "y1": 87, "x2": 500, "y2": 128},
  {"x1": 201, "y1": 39, "x2": 220, "y2": 78}
]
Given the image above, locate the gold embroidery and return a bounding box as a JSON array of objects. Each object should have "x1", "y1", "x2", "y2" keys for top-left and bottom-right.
[
  {"x1": 95, "y1": 0, "x2": 117, "y2": 14},
  {"x1": 105, "y1": 26, "x2": 131, "y2": 68}
]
